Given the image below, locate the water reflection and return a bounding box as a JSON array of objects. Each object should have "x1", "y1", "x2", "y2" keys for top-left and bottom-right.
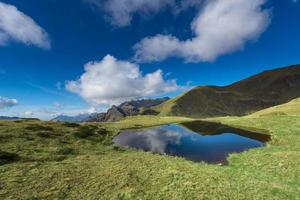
[
  {"x1": 181, "y1": 121, "x2": 271, "y2": 142},
  {"x1": 113, "y1": 128, "x2": 182, "y2": 154},
  {"x1": 113, "y1": 121, "x2": 270, "y2": 164}
]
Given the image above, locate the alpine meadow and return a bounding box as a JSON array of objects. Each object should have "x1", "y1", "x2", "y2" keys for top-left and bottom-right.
[{"x1": 0, "y1": 0, "x2": 299, "y2": 199}]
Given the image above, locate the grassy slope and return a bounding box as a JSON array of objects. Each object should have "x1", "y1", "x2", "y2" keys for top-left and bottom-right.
[
  {"x1": 152, "y1": 93, "x2": 182, "y2": 116},
  {"x1": 247, "y1": 98, "x2": 300, "y2": 117},
  {"x1": 0, "y1": 115, "x2": 299, "y2": 199}
]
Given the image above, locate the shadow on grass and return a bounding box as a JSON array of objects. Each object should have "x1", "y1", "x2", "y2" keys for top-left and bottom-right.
[
  {"x1": 0, "y1": 150, "x2": 20, "y2": 165},
  {"x1": 56, "y1": 147, "x2": 76, "y2": 155},
  {"x1": 25, "y1": 124, "x2": 54, "y2": 132},
  {"x1": 62, "y1": 122, "x2": 81, "y2": 128},
  {"x1": 74, "y1": 125, "x2": 97, "y2": 138}
]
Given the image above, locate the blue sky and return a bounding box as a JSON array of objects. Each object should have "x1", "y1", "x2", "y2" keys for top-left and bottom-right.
[{"x1": 0, "y1": 0, "x2": 299, "y2": 119}]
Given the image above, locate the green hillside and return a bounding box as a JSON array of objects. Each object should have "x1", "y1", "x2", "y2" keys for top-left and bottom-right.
[
  {"x1": 247, "y1": 98, "x2": 300, "y2": 117},
  {"x1": 157, "y1": 64, "x2": 300, "y2": 118}
]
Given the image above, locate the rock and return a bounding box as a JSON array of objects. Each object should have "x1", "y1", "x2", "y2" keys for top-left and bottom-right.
[
  {"x1": 118, "y1": 102, "x2": 139, "y2": 116},
  {"x1": 62, "y1": 98, "x2": 171, "y2": 123},
  {"x1": 104, "y1": 106, "x2": 126, "y2": 122},
  {"x1": 86, "y1": 113, "x2": 106, "y2": 122}
]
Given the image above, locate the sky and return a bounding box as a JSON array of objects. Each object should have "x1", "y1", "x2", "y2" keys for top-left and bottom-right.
[{"x1": 0, "y1": 0, "x2": 299, "y2": 120}]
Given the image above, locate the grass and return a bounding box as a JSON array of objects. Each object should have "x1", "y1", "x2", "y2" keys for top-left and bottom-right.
[
  {"x1": 0, "y1": 114, "x2": 299, "y2": 199},
  {"x1": 100, "y1": 115, "x2": 194, "y2": 130},
  {"x1": 247, "y1": 98, "x2": 300, "y2": 117},
  {"x1": 153, "y1": 95, "x2": 180, "y2": 116}
]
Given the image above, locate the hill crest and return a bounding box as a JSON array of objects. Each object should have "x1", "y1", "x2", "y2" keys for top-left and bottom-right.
[{"x1": 157, "y1": 64, "x2": 300, "y2": 118}]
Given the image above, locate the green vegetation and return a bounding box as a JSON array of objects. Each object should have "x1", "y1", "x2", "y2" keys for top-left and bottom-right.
[
  {"x1": 0, "y1": 113, "x2": 299, "y2": 199},
  {"x1": 152, "y1": 93, "x2": 183, "y2": 116},
  {"x1": 73, "y1": 125, "x2": 98, "y2": 138},
  {"x1": 155, "y1": 65, "x2": 300, "y2": 118},
  {"x1": 247, "y1": 98, "x2": 300, "y2": 117},
  {"x1": 101, "y1": 115, "x2": 194, "y2": 130}
]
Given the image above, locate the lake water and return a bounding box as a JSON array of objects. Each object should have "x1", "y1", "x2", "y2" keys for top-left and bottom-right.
[{"x1": 113, "y1": 121, "x2": 270, "y2": 164}]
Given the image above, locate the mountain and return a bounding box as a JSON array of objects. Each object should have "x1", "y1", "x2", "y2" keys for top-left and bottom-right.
[
  {"x1": 119, "y1": 98, "x2": 169, "y2": 110},
  {"x1": 103, "y1": 106, "x2": 126, "y2": 122},
  {"x1": 156, "y1": 64, "x2": 300, "y2": 118},
  {"x1": 247, "y1": 97, "x2": 300, "y2": 117},
  {"x1": 52, "y1": 114, "x2": 94, "y2": 122},
  {"x1": 52, "y1": 98, "x2": 170, "y2": 122},
  {"x1": 0, "y1": 116, "x2": 40, "y2": 121},
  {"x1": 88, "y1": 97, "x2": 170, "y2": 122},
  {"x1": 0, "y1": 116, "x2": 21, "y2": 121}
]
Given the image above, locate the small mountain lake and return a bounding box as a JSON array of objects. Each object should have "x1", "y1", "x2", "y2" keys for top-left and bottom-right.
[{"x1": 113, "y1": 121, "x2": 271, "y2": 164}]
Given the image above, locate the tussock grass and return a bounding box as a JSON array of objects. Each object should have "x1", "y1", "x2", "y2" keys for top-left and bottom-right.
[
  {"x1": 73, "y1": 125, "x2": 97, "y2": 138},
  {"x1": 0, "y1": 115, "x2": 299, "y2": 199}
]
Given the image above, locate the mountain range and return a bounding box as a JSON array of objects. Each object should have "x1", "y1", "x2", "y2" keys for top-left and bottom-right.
[
  {"x1": 0, "y1": 116, "x2": 21, "y2": 121},
  {"x1": 52, "y1": 114, "x2": 94, "y2": 122},
  {"x1": 0, "y1": 116, "x2": 39, "y2": 121},
  {"x1": 52, "y1": 97, "x2": 170, "y2": 122}
]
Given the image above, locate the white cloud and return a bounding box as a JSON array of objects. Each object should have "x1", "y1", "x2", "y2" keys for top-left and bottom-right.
[
  {"x1": 0, "y1": 96, "x2": 18, "y2": 109},
  {"x1": 134, "y1": 0, "x2": 271, "y2": 63},
  {"x1": 24, "y1": 111, "x2": 34, "y2": 117},
  {"x1": 173, "y1": 0, "x2": 203, "y2": 14},
  {"x1": 0, "y1": 2, "x2": 50, "y2": 49},
  {"x1": 88, "y1": 0, "x2": 173, "y2": 27},
  {"x1": 40, "y1": 109, "x2": 61, "y2": 117},
  {"x1": 87, "y1": 107, "x2": 97, "y2": 114},
  {"x1": 86, "y1": 0, "x2": 203, "y2": 27},
  {"x1": 66, "y1": 55, "x2": 180, "y2": 105}
]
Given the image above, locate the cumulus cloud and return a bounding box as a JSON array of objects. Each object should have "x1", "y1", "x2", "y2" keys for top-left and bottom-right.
[
  {"x1": 86, "y1": 0, "x2": 174, "y2": 27},
  {"x1": 0, "y1": 96, "x2": 18, "y2": 109},
  {"x1": 0, "y1": 2, "x2": 50, "y2": 49},
  {"x1": 134, "y1": 0, "x2": 271, "y2": 63},
  {"x1": 66, "y1": 55, "x2": 180, "y2": 105}
]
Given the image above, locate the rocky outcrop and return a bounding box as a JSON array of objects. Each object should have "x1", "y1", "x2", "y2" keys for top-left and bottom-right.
[
  {"x1": 103, "y1": 106, "x2": 126, "y2": 122},
  {"x1": 87, "y1": 113, "x2": 106, "y2": 122},
  {"x1": 118, "y1": 102, "x2": 140, "y2": 116},
  {"x1": 88, "y1": 97, "x2": 170, "y2": 122}
]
